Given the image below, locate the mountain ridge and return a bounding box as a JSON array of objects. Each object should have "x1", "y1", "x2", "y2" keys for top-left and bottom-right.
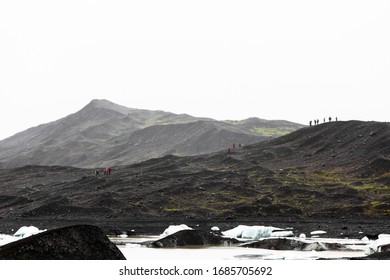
[{"x1": 0, "y1": 99, "x2": 304, "y2": 168}]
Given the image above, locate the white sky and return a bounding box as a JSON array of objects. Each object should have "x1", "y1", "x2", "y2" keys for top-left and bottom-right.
[{"x1": 0, "y1": 0, "x2": 389, "y2": 140}]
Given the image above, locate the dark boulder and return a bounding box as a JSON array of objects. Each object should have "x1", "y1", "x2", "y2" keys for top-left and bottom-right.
[
  {"x1": 241, "y1": 238, "x2": 346, "y2": 251},
  {"x1": 0, "y1": 224, "x2": 126, "y2": 260},
  {"x1": 352, "y1": 251, "x2": 390, "y2": 260},
  {"x1": 146, "y1": 229, "x2": 239, "y2": 248}
]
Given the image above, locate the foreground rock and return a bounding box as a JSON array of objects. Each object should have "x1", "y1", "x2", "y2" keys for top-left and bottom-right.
[
  {"x1": 0, "y1": 225, "x2": 126, "y2": 260},
  {"x1": 241, "y1": 238, "x2": 346, "y2": 251},
  {"x1": 353, "y1": 251, "x2": 390, "y2": 260},
  {"x1": 146, "y1": 229, "x2": 239, "y2": 248}
]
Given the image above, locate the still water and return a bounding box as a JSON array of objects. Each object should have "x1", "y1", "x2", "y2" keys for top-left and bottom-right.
[{"x1": 111, "y1": 235, "x2": 369, "y2": 260}]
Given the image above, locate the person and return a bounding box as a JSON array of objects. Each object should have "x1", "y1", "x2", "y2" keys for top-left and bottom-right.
[
  {"x1": 94, "y1": 169, "x2": 99, "y2": 176},
  {"x1": 336, "y1": 117, "x2": 338, "y2": 121},
  {"x1": 329, "y1": 117, "x2": 332, "y2": 122},
  {"x1": 317, "y1": 119, "x2": 319, "y2": 125},
  {"x1": 104, "y1": 167, "x2": 111, "y2": 175},
  {"x1": 309, "y1": 120, "x2": 312, "y2": 127}
]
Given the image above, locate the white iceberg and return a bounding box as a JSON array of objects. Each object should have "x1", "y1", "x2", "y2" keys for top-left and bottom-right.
[
  {"x1": 0, "y1": 225, "x2": 46, "y2": 247},
  {"x1": 0, "y1": 234, "x2": 21, "y2": 246},
  {"x1": 310, "y1": 230, "x2": 327, "y2": 236},
  {"x1": 14, "y1": 226, "x2": 46, "y2": 238},
  {"x1": 211, "y1": 226, "x2": 220, "y2": 232},
  {"x1": 222, "y1": 225, "x2": 293, "y2": 240},
  {"x1": 161, "y1": 224, "x2": 193, "y2": 236},
  {"x1": 368, "y1": 234, "x2": 390, "y2": 253}
]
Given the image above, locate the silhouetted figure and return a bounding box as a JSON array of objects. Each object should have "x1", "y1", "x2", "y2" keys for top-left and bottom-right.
[
  {"x1": 233, "y1": 143, "x2": 236, "y2": 149},
  {"x1": 309, "y1": 120, "x2": 312, "y2": 126},
  {"x1": 336, "y1": 117, "x2": 338, "y2": 121},
  {"x1": 329, "y1": 117, "x2": 332, "y2": 122},
  {"x1": 317, "y1": 119, "x2": 319, "y2": 125},
  {"x1": 95, "y1": 169, "x2": 99, "y2": 176}
]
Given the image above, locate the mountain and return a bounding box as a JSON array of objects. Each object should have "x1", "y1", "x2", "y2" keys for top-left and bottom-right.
[
  {"x1": 242, "y1": 120, "x2": 390, "y2": 177},
  {"x1": 0, "y1": 120, "x2": 388, "y2": 236},
  {"x1": 0, "y1": 99, "x2": 304, "y2": 168}
]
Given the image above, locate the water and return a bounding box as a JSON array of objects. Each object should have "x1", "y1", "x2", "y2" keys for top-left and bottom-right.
[{"x1": 111, "y1": 235, "x2": 370, "y2": 260}]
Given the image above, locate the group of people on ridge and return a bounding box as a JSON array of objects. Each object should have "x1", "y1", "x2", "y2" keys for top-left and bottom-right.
[{"x1": 310, "y1": 117, "x2": 338, "y2": 127}]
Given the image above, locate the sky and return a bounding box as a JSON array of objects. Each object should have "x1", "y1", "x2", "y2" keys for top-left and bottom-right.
[{"x1": 0, "y1": 0, "x2": 389, "y2": 140}]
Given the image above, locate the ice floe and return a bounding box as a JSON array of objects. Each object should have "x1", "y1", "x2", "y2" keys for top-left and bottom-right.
[
  {"x1": 222, "y1": 225, "x2": 293, "y2": 240},
  {"x1": 14, "y1": 226, "x2": 46, "y2": 238},
  {"x1": 310, "y1": 230, "x2": 327, "y2": 236},
  {"x1": 368, "y1": 234, "x2": 390, "y2": 254},
  {"x1": 0, "y1": 226, "x2": 46, "y2": 246},
  {"x1": 161, "y1": 224, "x2": 193, "y2": 236}
]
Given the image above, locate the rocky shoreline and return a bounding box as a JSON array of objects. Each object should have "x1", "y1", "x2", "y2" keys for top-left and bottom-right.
[
  {"x1": 1, "y1": 219, "x2": 389, "y2": 260},
  {"x1": 1, "y1": 216, "x2": 389, "y2": 239}
]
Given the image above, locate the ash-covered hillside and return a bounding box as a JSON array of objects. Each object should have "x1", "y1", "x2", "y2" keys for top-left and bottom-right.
[
  {"x1": 0, "y1": 120, "x2": 388, "y2": 235},
  {"x1": 0, "y1": 99, "x2": 303, "y2": 168}
]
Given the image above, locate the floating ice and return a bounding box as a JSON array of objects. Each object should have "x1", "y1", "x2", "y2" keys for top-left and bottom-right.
[
  {"x1": 368, "y1": 234, "x2": 390, "y2": 253},
  {"x1": 310, "y1": 230, "x2": 327, "y2": 236},
  {"x1": 222, "y1": 225, "x2": 293, "y2": 240},
  {"x1": 299, "y1": 233, "x2": 306, "y2": 239},
  {"x1": 0, "y1": 234, "x2": 21, "y2": 246},
  {"x1": 0, "y1": 226, "x2": 46, "y2": 247},
  {"x1": 271, "y1": 231, "x2": 294, "y2": 238},
  {"x1": 14, "y1": 226, "x2": 46, "y2": 238},
  {"x1": 361, "y1": 236, "x2": 369, "y2": 242},
  {"x1": 211, "y1": 226, "x2": 220, "y2": 232},
  {"x1": 161, "y1": 224, "x2": 193, "y2": 236}
]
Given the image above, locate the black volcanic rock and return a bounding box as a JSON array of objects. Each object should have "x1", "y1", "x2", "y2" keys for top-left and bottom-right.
[
  {"x1": 0, "y1": 225, "x2": 126, "y2": 260},
  {"x1": 352, "y1": 251, "x2": 390, "y2": 260},
  {"x1": 241, "y1": 238, "x2": 346, "y2": 251},
  {"x1": 146, "y1": 229, "x2": 239, "y2": 248}
]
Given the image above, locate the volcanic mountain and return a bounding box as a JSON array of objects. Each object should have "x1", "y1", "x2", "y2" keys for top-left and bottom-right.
[
  {"x1": 0, "y1": 120, "x2": 388, "y2": 236},
  {"x1": 0, "y1": 99, "x2": 303, "y2": 168}
]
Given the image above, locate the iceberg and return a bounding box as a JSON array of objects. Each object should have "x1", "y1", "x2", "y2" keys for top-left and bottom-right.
[
  {"x1": 222, "y1": 225, "x2": 293, "y2": 240},
  {"x1": 0, "y1": 234, "x2": 20, "y2": 246},
  {"x1": 14, "y1": 226, "x2": 46, "y2": 238},
  {"x1": 368, "y1": 234, "x2": 390, "y2": 253},
  {"x1": 161, "y1": 224, "x2": 193, "y2": 236},
  {"x1": 0, "y1": 226, "x2": 46, "y2": 247},
  {"x1": 310, "y1": 230, "x2": 327, "y2": 236}
]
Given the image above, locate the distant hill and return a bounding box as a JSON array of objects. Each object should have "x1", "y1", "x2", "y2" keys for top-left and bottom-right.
[
  {"x1": 242, "y1": 120, "x2": 390, "y2": 177},
  {"x1": 0, "y1": 99, "x2": 304, "y2": 168}
]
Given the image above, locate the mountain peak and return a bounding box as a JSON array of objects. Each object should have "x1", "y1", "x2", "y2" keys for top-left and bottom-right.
[{"x1": 84, "y1": 99, "x2": 135, "y2": 115}]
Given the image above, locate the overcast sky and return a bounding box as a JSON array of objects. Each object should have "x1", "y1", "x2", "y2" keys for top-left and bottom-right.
[{"x1": 0, "y1": 0, "x2": 389, "y2": 140}]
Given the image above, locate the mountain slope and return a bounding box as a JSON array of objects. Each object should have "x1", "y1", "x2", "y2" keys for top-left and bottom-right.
[
  {"x1": 0, "y1": 120, "x2": 388, "y2": 235},
  {"x1": 242, "y1": 120, "x2": 390, "y2": 176},
  {"x1": 0, "y1": 99, "x2": 304, "y2": 168}
]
